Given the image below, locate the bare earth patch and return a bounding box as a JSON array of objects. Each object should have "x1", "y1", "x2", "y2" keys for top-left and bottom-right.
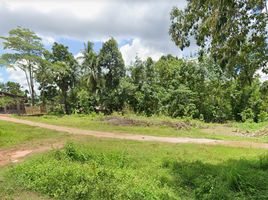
[{"x1": 0, "y1": 142, "x2": 63, "y2": 166}]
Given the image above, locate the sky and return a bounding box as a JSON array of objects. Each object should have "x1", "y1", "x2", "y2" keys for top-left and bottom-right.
[
  {"x1": 0, "y1": 0, "x2": 197, "y2": 89},
  {"x1": 0, "y1": 0, "x2": 267, "y2": 89}
]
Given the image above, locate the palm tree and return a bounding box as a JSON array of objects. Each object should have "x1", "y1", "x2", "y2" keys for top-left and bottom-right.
[{"x1": 79, "y1": 41, "x2": 103, "y2": 94}]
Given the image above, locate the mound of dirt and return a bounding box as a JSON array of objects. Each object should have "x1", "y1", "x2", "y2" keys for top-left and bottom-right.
[{"x1": 102, "y1": 116, "x2": 192, "y2": 130}]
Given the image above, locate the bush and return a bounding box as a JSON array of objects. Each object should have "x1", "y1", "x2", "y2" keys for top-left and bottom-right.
[
  {"x1": 258, "y1": 112, "x2": 268, "y2": 122},
  {"x1": 49, "y1": 104, "x2": 65, "y2": 115},
  {"x1": 241, "y1": 108, "x2": 255, "y2": 122}
]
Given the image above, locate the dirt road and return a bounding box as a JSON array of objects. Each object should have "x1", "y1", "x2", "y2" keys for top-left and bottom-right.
[{"x1": 1, "y1": 115, "x2": 268, "y2": 149}]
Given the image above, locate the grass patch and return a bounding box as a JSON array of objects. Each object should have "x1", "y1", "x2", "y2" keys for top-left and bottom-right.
[
  {"x1": 0, "y1": 166, "x2": 51, "y2": 200},
  {"x1": 15, "y1": 114, "x2": 268, "y2": 142},
  {"x1": 0, "y1": 120, "x2": 65, "y2": 148},
  {"x1": 3, "y1": 138, "x2": 268, "y2": 200},
  {"x1": 231, "y1": 121, "x2": 268, "y2": 132}
]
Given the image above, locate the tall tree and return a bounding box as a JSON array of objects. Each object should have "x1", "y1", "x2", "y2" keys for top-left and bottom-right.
[
  {"x1": 35, "y1": 51, "x2": 58, "y2": 105},
  {"x1": 96, "y1": 38, "x2": 126, "y2": 112},
  {"x1": 170, "y1": 0, "x2": 268, "y2": 85},
  {"x1": 98, "y1": 38, "x2": 125, "y2": 89},
  {"x1": 80, "y1": 41, "x2": 101, "y2": 93},
  {"x1": 47, "y1": 43, "x2": 78, "y2": 113},
  {"x1": 0, "y1": 27, "x2": 45, "y2": 105}
]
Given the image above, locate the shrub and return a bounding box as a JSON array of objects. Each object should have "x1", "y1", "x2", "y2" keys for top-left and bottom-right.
[
  {"x1": 241, "y1": 108, "x2": 255, "y2": 122},
  {"x1": 258, "y1": 112, "x2": 268, "y2": 122}
]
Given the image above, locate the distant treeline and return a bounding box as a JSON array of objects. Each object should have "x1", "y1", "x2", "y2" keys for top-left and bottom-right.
[{"x1": 0, "y1": 0, "x2": 267, "y2": 122}]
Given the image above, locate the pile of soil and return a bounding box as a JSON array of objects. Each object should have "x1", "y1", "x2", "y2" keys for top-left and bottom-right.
[{"x1": 102, "y1": 116, "x2": 192, "y2": 130}]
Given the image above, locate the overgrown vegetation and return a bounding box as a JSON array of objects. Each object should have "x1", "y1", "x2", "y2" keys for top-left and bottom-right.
[{"x1": 2, "y1": 141, "x2": 268, "y2": 200}]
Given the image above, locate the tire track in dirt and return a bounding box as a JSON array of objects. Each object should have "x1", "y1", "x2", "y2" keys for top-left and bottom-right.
[{"x1": 1, "y1": 115, "x2": 268, "y2": 152}]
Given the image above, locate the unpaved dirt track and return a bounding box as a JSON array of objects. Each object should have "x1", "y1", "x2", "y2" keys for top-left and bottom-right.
[{"x1": 1, "y1": 115, "x2": 268, "y2": 149}]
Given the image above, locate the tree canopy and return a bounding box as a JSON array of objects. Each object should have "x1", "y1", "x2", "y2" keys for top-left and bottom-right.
[
  {"x1": 0, "y1": 27, "x2": 45, "y2": 105},
  {"x1": 0, "y1": 17, "x2": 268, "y2": 122},
  {"x1": 169, "y1": 0, "x2": 268, "y2": 85}
]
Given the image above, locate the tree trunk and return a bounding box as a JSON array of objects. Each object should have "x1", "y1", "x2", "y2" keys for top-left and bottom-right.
[
  {"x1": 24, "y1": 69, "x2": 32, "y2": 102},
  {"x1": 62, "y1": 90, "x2": 68, "y2": 114},
  {"x1": 29, "y1": 66, "x2": 35, "y2": 106}
]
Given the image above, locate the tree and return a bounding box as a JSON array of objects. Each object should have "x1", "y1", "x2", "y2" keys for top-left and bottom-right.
[
  {"x1": 170, "y1": 0, "x2": 268, "y2": 85},
  {"x1": 0, "y1": 81, "x2": 24, "y2": 96},
  {"x1": 130, "y1": 56, "x2": 146, "y2": 89},
  {"x1": 35, "y1": 53, "x2": 58, "y2": 105},
  {"x1": 0, "y1": 27, "x2": 45, "y2": 105},
  {"x1": 80, "y1": 41, "x2": 102, "y2": 93},
  {"x1": 46, "y1": 43, "x2": 78, "y2": 113},
  {"x1": 97, "y1": 38, "x2": 126, "y2": 112},
  {"x1": 98, "y1": 38, "x2": 125, "y2": 89},
  {"x1": 0, "y1": 81, "x2": 25, "y2": 109}
]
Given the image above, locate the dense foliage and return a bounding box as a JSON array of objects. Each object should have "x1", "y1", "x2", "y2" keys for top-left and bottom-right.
[
  {"x1": 170, "y1": 0, "x2": 268, "y2": 86},
  {"x1": 167, "y1": 0, "x2": 268, "y2": 122},
  {"x1": 0, "y1": 31, "x2": 267, "y2": 122}
]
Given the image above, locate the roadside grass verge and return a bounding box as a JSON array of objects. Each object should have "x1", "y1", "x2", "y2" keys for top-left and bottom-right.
[
  {"x1": 2, "y1": 139, "x2": 268, "y2": 200},
  {"x1": 0, "y1": 120, "x2": 66, "y2": 149},
  {"x1": 15, "y1": 114, "x2": 268, "y2": 142}
]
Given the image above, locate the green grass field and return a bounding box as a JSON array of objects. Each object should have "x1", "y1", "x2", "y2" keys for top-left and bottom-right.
[
  {"x1": 16, "y1": 114, "x2": 268, "y2": 142},
  {"x1": 1, "y1": 116, "x2": 268, "y2": 199},
  {"x1": 0, "y1": 120, "x2": 66, "y2": 149},
  {"x1": 1, "y1": 138, "x2": 268, "y2": 200}
]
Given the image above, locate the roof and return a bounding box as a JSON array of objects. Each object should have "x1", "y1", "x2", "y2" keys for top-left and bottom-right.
[{"x1": 0, "y1": 91, "x2": 26, "y2": 99}]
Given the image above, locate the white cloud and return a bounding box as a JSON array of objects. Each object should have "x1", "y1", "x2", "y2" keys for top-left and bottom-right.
[
  {"x1": 257, "y1": 68, "x2": 268, "y2": 82},
  {"x1": 6, "y1": 67, "x2": 40, "y2": 95},
  {"x1": 39, "y1": 34, "x2": 56, "y2": 46},
  {"x1": 120, "y1": 39, "x2": 164, "y2": 65},
  {"x1": 4, "y1": 0, "x2": 106, "y2": 20},
  {"x1": 0, "y1": 0, "x2": 189, "y2": 55},
  {"x1": 0, "y1": 73, "x2": 3, "y2": 82},
  {"x1": 6, "y1": 67, "x2": 28, "y2": 89},
  {"x1": 74, "y1": 52, "x2": 84, "y2": 65}
]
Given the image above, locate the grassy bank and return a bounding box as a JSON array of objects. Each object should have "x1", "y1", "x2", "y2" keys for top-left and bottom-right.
[{"x1": 1, "y1": 138, "x2": 268, "y2": 200}]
